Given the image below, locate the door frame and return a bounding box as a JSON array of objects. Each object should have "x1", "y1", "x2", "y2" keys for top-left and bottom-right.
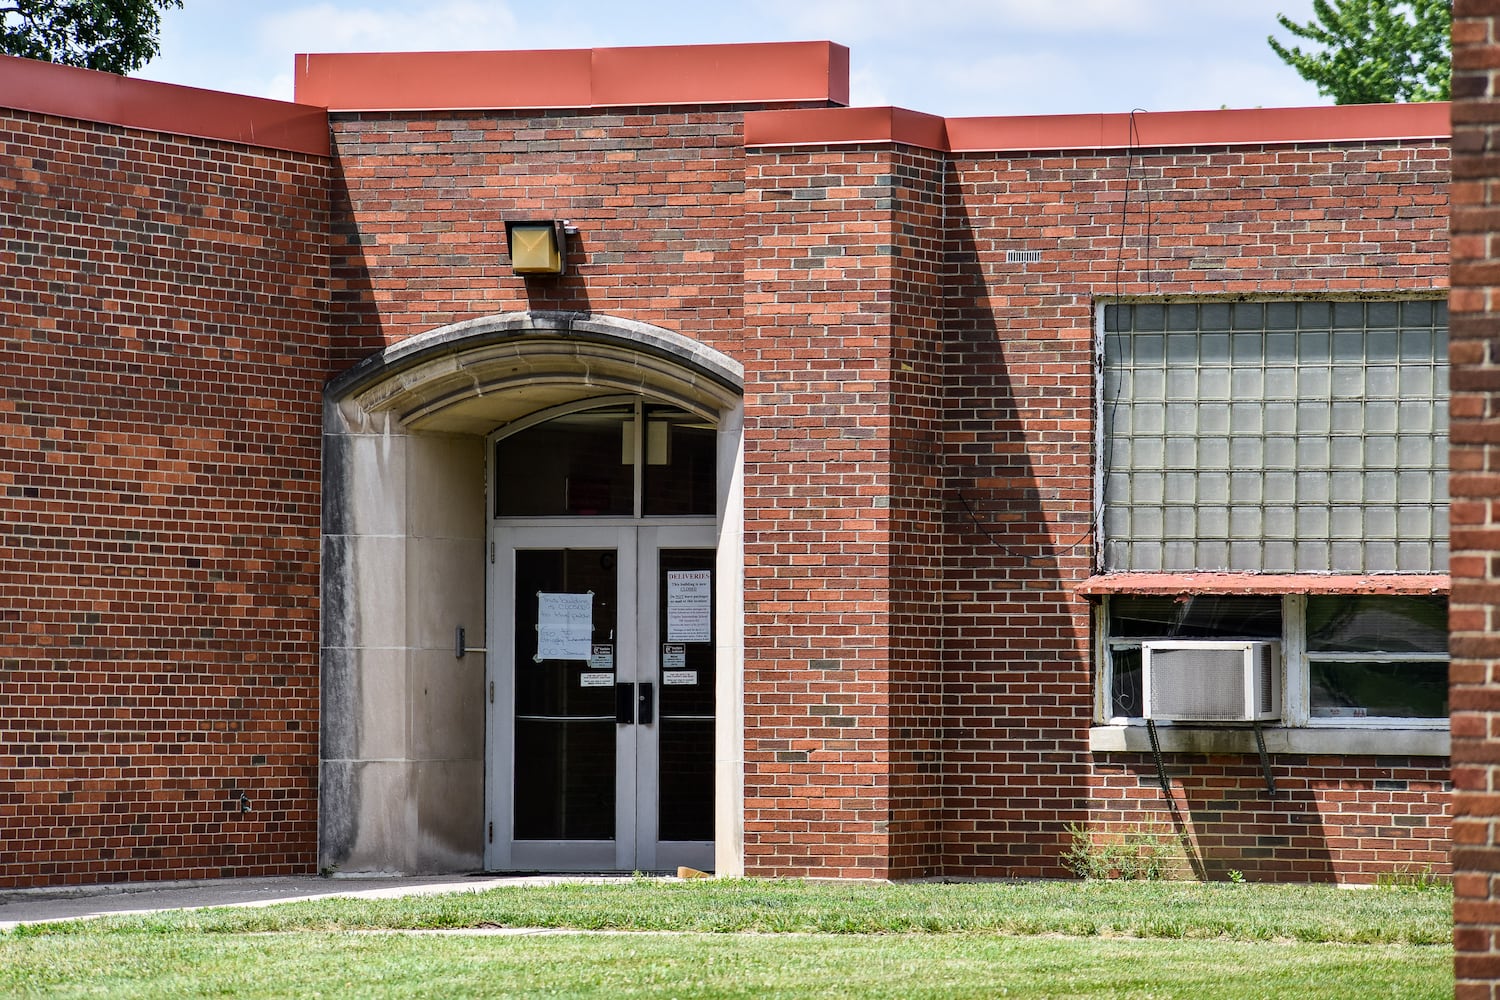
[
  {"x1": 633, "y1": 525, "x2": 718, "y2": 874},
  {"x1": 484, "y1": 521, "x2": 717, "y2": 872},
  {"x1": 482, "y1": 391, "x2": 738, "y2": 873},
  {"x1": 487, "y1": 522, "x2": 636, "y2": 872}
]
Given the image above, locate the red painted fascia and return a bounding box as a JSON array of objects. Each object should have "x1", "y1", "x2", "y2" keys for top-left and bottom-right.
[
  {"x1": 747, "y1": 100, "x2": 1452, "y2": 153},
  {"x1": 0, "y1": 53, "x2": 329, "y2": 156},
  {"x1": 740, "y1": 106, "x2": 949, "y2": 150},
  {"x1": 294, "y1": 41, "x2": 850, "y2": 112},
  {"x1": 1074, "y1": 573, "x2": 1450, "y2": 597}
]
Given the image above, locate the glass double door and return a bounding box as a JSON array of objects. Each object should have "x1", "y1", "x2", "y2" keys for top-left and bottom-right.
[{"x1": 487, "y1": 523, "x2": 716, "y2": 872}]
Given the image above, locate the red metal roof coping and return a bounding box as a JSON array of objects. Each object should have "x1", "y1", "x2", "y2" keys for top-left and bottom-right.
[
  {"x1": 740, "y1": 106, "x2": 949, "y2": 150},
  {"x1": 0, "y1": 53, "x2": 329, "y2": 156},
  {"x1": 1074, "y1": 573, "x2": 1450, "y2": 597},
  {"x1": 746, "y1": 100, "x2": 1451, "y2": 152},
  {"x1": 294, "y1": 41, "x2": 850, "y2": 112}
]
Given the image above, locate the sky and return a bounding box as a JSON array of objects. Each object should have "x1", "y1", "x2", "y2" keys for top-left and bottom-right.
[{"x1": 134, "y1": 0, "x2": 1329, "y2": 117}]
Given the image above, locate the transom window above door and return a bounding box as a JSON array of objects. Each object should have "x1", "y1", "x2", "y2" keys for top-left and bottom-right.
[{"x1": 493, "y1": 398, "x2": 718, "y2": 518}]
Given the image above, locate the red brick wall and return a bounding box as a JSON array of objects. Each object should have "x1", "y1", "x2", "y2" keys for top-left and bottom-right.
[
  {"x1": 1090, "y1": 754, "x2": 1449, "y2": 881},
  {"x1": 327, "y1": 107, "x2": 755, "y2": 369},
  {"x1": 0, "y1": 55, "x2": 1455, "y2": 891},
  {"x1": 739, "y1": 146, "x2": 885, "y2": 876},
  {"x1": 1452, "y1": 1, "x2": 1500, "y2": 992},
  {"x1": 329, "y1": 98, "x2": 1453, "y2": 881},
  {"x1": 885, "y1": 148, "x2": 950, "y2": 879},
  {"x1": 945, "y1": 139, "x2": 1449, "y2": 881},
  {"x1": 942, "y1": 152, "x2": 1098, "y2": 876},
  {"x1": 739, "y1": 145, "x2": 952, "y2": 877},
  {"x1": 328, "y1": 105, "x2": 927, "y2": 878},
  {"x1": 0, "y1": 109, "x2": 327, "y2": 887}
]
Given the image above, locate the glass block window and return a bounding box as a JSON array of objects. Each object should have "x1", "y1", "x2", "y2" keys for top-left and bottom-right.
[{"x1": 1101, "y1": 300, "x2": 1448, "y2": 573}]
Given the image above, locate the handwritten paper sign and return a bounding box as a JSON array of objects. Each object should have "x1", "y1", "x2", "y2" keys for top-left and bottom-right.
[
  {"x1": 666, "y1": 570, "x2": 711, "y2": 643},
  {"x1": 536, "y1": 592, "x2": 592, "y2": 660}
]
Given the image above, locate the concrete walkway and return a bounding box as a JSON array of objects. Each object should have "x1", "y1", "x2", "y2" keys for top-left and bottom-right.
[{"x1": 0, "y1": 874, "x2": 610, "y2": 930}]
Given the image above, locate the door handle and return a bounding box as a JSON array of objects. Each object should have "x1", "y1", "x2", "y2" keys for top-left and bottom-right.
[
  {"x1": 637, "y1": 682, "x2": 654, "y2": 725},
  {"x1": 616, "y1": 682, "x2": 635, "y2": 725}
]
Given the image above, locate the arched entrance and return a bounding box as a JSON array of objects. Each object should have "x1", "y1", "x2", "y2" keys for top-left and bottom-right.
[{"x1": 320, "y1": 312, "x2": 743, "y2": 876}]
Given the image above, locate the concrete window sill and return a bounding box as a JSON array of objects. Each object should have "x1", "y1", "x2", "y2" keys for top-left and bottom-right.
[{"x1": 1089, "y1": 724, "x2": 1449, "y2": 757}]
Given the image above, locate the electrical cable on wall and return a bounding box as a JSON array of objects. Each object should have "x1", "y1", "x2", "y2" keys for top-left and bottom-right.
[
  {"x1": 1111, "y1": 109, "x2": 1148, "y2": 304},
  {"x1": 964, "y1": 109, "x2": 1152, "y2": 567},
  {"x1": 956, "y1": 489, "x2": 1093, "y2": 563},
  {"x1": 1095, "y1": 109, "x2": 1151, "y2": 571}
]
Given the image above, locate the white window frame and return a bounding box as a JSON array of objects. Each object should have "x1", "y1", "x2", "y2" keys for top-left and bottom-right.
[{"x1": 1095, "y1": 593, "x2": 1449, "y2": 732}]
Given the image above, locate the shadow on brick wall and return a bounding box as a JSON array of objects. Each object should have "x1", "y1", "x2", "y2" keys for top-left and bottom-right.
[
  {"x1": 1094, "y1": 753, "x2": 1450, "y2": 883},
  {"x1": 938, "y1": 188, "x2": 1094, "y2": 877},
  {"x1": 325, "y1": 141, "x2": 598, "y2": 379}
]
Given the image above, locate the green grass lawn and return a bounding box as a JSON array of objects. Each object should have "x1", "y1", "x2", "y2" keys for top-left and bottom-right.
[{"x1": 0, "y1": 879, "x2": 1453, "y2": 999}]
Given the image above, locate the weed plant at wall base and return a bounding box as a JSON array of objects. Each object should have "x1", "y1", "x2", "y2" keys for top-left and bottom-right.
[
  {"x1": 1375, "y1": 866, "x2": 1448, "y2": 891},
  {"x1": 1061, "y1": 823, "x2": 1192, "y2": 881}
]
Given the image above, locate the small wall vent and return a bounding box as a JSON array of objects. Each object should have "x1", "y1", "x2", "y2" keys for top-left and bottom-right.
[{"x1": 1006, "y1": 249, "x2": 1043, "y2": 264}]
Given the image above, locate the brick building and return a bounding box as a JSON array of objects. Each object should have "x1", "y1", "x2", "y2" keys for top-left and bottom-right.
[
  {"x1": 1450, "y1": 1, "x2": 1499, "y2": 995},
  {"x1": 0, "y1": 41, "x2": 1452, "y2": 888}
]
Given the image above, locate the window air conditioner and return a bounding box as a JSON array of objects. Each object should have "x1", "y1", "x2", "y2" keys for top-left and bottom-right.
[{"x1": 1140, "y1": 640, "x2": 1282, "y2": 722}]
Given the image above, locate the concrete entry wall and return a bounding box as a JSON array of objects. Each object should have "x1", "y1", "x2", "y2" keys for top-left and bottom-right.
[
  {"x1": 320, "y1": 418, "x2": 487, "y2": 874},
  {"x1": 320, "y1": 312, "x2": 744, "y2": 875}
]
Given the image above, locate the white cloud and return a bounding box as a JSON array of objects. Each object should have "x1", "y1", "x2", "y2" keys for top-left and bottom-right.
[
  {"x1": 132, "y1": 0, "x2": 1329, "y2": 113},
  {"x1": 266, "y1": 72, "x2": 296, "y2": 103},
  {"x1": 773, "y1": 0, "x2": 1206, "y2": 42},
  {"x1": 138, "y1": 0, "x2": 525, "y2": 100},
  {"x1": 262, "y1": 0, "x2": 520, "y2": 53},
  {"x1": 930, "y1": 50, "x2": 1092, "y2": 117},
  {"x1": 847, "y1": 65, "x2": 893, "y2": 107},
  {"x1": 1156, "y1": 57, "x2": 1324, "y2": 112},
  {"x1": 967, "y1": 0, "x2": 1157, "y2": 34}
]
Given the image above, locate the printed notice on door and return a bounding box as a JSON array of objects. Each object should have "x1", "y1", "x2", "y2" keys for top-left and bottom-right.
[
  {"x1": 536, "y1": 592, "x2": 593, "y2": 660},
  {"x1": 666, "y1": 570, "x2": 712, "y2": 642}
]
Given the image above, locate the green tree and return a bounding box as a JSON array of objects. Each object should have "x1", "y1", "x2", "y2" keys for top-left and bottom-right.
[
  {"x1": 1, "y1": 0, "x2": 182, "y2": 75},
  {"x1": 1269, "y1": 0, "x2": 1451, "y2": 103}
]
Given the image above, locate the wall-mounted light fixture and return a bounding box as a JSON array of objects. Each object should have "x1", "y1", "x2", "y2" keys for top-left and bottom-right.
[{"x1": 504, "y1": 219, "x2": 573, "y2": 276}]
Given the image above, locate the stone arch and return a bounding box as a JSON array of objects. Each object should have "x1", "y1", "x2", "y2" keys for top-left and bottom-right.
[
  {"x1": 328, "y1": 310, "x2": 742, "y2": 432},
  {"x1": 319, "y1": 311, "x2": 744, "y2": 875}
]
